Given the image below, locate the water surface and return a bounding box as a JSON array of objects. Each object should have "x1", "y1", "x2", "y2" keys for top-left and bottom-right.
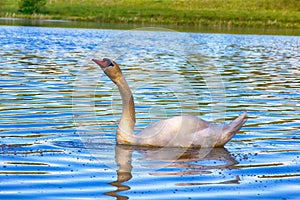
[
  {"x1": 0, "y1": 25, "x2": 299, "y2": 199},
  {"x1": 1, "y1": 18, "x2": 300, "y2": 36}
]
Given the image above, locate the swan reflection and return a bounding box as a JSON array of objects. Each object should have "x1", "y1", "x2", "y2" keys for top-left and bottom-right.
[{"x1": 100, "y1": 145, "x2": 239, "y2": 199}]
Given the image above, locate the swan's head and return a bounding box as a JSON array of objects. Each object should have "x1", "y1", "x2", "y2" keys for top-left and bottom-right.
[{"x1": 92, "y1": 58, "x2": 123, "y2": 83}]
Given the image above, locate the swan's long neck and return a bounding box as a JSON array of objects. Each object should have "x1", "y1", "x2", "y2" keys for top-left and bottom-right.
[{"x1": 115, "y1": 76, "x2": 136, "y2": 144}]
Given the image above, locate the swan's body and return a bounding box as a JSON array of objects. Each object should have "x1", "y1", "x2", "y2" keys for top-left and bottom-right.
[{"x1": 93, "y1": 58, "x2": 247, "y2": 148}]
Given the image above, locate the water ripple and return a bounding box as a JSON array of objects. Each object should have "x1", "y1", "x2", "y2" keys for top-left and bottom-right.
[{"x1": 0, "y1": 26, "x2": 299, "y2": 199}]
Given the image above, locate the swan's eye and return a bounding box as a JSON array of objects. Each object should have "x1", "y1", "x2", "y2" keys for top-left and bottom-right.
[{"x1": 108, "y1": 62, "x2": 114, "y2": 67}]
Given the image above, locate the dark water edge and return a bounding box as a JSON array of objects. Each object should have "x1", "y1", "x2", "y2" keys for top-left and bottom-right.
[{"x1": 1, "y1": 17, "x2": 299, "y2": 36}]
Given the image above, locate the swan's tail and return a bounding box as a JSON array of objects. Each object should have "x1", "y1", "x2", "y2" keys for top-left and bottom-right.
[
  {"x1": 214, "y1": 111, "x2": 247, "y2": 147},
  {"x1": 225, "y1": 111, "x2": 247, "y2": 135}
]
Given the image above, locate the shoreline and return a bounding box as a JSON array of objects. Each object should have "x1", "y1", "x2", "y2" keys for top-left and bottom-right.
[
  {"x1": 1, "y1": 0, "x2": 299, "y2": 35},
  {"x1": 0, "y1": 17, "x2": 299, "y2": 36}
]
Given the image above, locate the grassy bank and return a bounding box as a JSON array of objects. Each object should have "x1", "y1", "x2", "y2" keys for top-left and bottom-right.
[{"x1": 1, "y1": 0, "x2": 300, "y2": 29}]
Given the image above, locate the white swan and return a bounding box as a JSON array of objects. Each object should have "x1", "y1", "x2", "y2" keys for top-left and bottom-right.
[{"x1": 93, "y1": 58, "x2": 247, "y2": 148}]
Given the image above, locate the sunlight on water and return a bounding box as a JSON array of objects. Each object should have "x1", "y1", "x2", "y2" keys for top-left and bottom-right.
[{"x1": 0, "y1": 26, "x2": 299, "y2": 199}]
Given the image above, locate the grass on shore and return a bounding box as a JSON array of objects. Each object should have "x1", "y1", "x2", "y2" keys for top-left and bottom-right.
[{"x1": 1, "y1": 0, "x2": 300, "y2": 29}]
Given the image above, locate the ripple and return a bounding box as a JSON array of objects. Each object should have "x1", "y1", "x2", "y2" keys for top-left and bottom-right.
[{"x1": 0, "y1": 26, "x2": 299, "y2": 199}]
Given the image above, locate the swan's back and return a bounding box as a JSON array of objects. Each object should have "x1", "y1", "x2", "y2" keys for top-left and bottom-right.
[
  {"x1": 135, "y1": 115, "x2": 210, "y2": 147},
  {"x1": 134, "y1": 112, "x2": 247, "y2": 147}
]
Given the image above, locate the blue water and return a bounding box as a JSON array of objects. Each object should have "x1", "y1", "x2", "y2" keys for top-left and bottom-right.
[{"x1": 0, "y1": 25, "x2": 299, "y2": 199}]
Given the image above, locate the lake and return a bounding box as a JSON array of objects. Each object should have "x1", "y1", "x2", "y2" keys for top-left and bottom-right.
[{"x1": 0, "y1": 25, "x2": 299, "y2": 199}]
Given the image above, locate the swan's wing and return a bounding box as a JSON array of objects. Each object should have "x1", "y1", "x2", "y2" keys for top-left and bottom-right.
[
  {"x1": 136, "y1": 113, "x2": 246, "y2": 147},
  {"x1": 192, "y1": 112, "x2": 247, "y2": 148},
  {"x1": 136, "y1": 115, "x2": 210, "y2": 147},
  {"x1": 192, "y1": 124, "x2": 224, "y2": 147}
]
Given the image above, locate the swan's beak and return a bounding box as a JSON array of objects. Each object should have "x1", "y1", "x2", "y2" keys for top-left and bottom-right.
[
  {"x1": 92, "y1": 58, "x2": 113, "y2": 70},
  {"x1": 92, "y1": 58, "x2": 108, "y2": 69}
]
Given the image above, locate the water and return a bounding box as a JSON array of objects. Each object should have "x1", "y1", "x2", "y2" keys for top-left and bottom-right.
[
  {"x1": 0, "y1": 25, "x2": 299, "y2": 199},
  {"x1": 1, "y1": 18, "x2": 300, "y2": 36}
]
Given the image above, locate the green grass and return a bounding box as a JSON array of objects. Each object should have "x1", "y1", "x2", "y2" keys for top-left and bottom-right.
[{"x1": 1, "y1": 0, "x2": 300, "y2": 29}]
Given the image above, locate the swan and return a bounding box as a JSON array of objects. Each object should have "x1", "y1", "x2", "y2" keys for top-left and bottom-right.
[{"x1": 93, "y1": 58, "x2": 247, "y2": 148}]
